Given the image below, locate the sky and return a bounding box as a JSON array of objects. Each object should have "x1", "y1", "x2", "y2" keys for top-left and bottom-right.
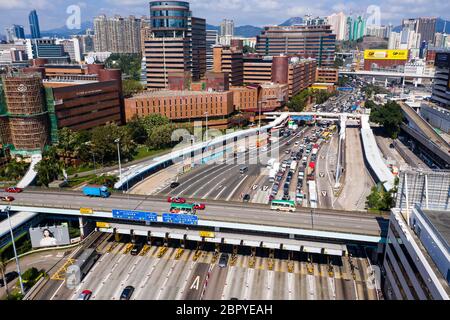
[{"x1": 0, "y1": 0, "x2": 449, "y2": 35}]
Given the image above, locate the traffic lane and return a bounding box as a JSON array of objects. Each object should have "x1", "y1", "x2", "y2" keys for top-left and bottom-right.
[
  {"x1": 202, "y1": 264, "x2": 228, "y2": 300},
  {"x1": 159, "y1": 254, "x2": 195, "y2": 300},
  {"x1": 182, "y1": 262, "x2": 210, "y2": 300},
  {"x1": 5, "y1": 192, "x2": 387, "y2": 235}
]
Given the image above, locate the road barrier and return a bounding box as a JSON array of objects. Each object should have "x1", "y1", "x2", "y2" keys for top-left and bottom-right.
[
  {"x1": 175, "y1": 248, "x2": 184, "y2": 260},
  {"x1": 123, "y1": 243, "x2": 133, "y2": 254},
  {"x1": 156, "y1": 246, "x2": 168, "y2": 258},
  {"x1": 139, "y1": 244, "x2": 151, "y2": 256},
  {"x1": 193, "y1": 250, "x2": 202, "y2": 261}
]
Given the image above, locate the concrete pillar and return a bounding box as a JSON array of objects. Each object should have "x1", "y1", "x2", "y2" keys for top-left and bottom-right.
[
  {"x1": 385, "y1": 78, "x2": 388, "y2": 88},
  {"x1": 372, "y1": 77, "x2": 375, "y2": 84},
  {"x1": 79, "y1": 217, "x2": 95, "y2": 240},
  {"x1": 79, "y1": 217, "x2": 85, "y2": 239}
]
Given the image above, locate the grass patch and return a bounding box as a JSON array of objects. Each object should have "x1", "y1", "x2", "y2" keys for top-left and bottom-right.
[
  {"x1": 65, "y1": 165, "x2": 94, "y2": 176},
  {"x1": 132, "y1": 146, "x2": 171, "y2": 161},
  {"x1": 66, "y1": 174, "x2": 97, "y2": 188}
]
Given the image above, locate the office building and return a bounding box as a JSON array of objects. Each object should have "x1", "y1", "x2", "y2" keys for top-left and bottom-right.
[
  {"x1": 213, "y1": 45, "x2": 244, "y2": 86},
  {"x1": 327, "y1": 12, "x2": 347, "y2": 41},
  {"x1": 56, "y1": 39, "x2": 82, "y2": 63},
  {"x1": 124, "y1": 90, "x2": 234, "y2": 129},
  {"x1": 73, "y1": 29, "x2": 95, "y2": 57},
  {"x1": 402, "y1": 18, "x2": 437, "y2": 44},
  {"x1": 389, "y1": 29, "x2": 422, "y2": 50},
  {"x1": 346, "y1": 16, "x2": 366, "y2": 41},
  {"x1": 366, "y1": 25, "x2": 391, "y2": 39},
  {"x1": 29, "y1": 10, "x2": 41, "y2": 39},
  {"x1": 206, "y1": 30, "x2": 219, "y2": 70},
  {"x1": 316, "y1": 67, "x2": 339, "y2": 83},
  {"x1": 94, "y1": 15, "x2": 143, "y2": 53},
  {"x1": 26, "y1": 39, "x2": 70, "y2": 64},
  {"x1": 231, "y1": 83, "x2": 289, "y2": 113},
  {"x1": 431, "y1": 51, "x2": 450, "y2": 108},
  {"x1": 243, "y1": 54, "x2": 273, "y2": 84},
  {"x1": 5, "y1": 25, "x2": 25, "y2": 43},
  {"x1": 143, "y1": 1, "x2": 206, "y2": 89},
  {"x1": 256, "y1": 25, "x2": 336, "y2": 67}
]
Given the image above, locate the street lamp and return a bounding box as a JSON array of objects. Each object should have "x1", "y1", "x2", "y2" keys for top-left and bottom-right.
[
  {"x1": 1, "y1": 201, "x2": 25, "y2": 296},
  {"x1": 114, "y1": 138, "x2": 123, "y2": 193},
  {"x1": 204, "y1": 112, "x2": 208, "y2": 141},
  {"x1": 84, "y1": 142, "x2": 96, "y2": 175}
]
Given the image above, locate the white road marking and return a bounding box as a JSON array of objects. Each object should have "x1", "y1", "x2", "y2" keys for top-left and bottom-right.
[{"x1": 226, "y1": 175, "x2": 249, "y2": 201}]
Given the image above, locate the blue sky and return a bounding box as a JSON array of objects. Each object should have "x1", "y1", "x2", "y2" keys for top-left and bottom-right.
[{"x1": 1, "y1": 0, "x2": 449, "y2": 34}]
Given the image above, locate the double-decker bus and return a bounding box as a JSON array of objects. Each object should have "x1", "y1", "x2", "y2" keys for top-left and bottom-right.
[
  {"x1": 170, "y1": 203, "x2": 197, "y2": 215},
  {"x1": 270, "y1": 200, "x2": 296, "y2": 212}
]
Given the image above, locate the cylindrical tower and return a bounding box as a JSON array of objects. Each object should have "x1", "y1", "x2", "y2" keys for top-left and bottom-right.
[
  {"x1": 2, "y1": 73, "x2": 48, "y2": 151},
  {"x1": 271, "y1": 55, "x2": 289, "y2": 84},
  {"x1": 150, "y1": 1, "x2": 190, "y2": 37}
]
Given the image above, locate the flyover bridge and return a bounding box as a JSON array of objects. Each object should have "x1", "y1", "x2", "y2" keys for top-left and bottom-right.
[{"x1": 0, "y1": 191, "x2": 388, "y2": 252}]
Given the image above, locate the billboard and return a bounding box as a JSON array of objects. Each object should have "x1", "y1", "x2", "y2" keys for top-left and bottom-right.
[
  {"x1": 364, "y1": 50, "x2": 408, "y2": 60},
  {"x1": 29, "y1": 224, "x2": 71, "y2": 248}
]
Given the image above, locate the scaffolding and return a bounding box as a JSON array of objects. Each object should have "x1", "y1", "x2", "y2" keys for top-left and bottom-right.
[{"x1": 1, "y1": 73, "x2": 49, "y2": 151}]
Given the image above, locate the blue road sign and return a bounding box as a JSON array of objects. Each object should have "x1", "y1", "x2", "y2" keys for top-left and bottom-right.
[
  {"x1": 337, "y1": 87, "x2": 353, "y2": 92},
  {"x1": 291, "y1": 115, "x2": 313, "y2": 121},
  {"x1": 162, "y1": 213, "x2": 198, "y2": 225},
  {"x1": 112, "y1": 209, "x2": 158, "y2": 222}
]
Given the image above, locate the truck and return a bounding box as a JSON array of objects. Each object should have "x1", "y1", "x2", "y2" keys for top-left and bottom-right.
[
  {"x1": 290, "y1": 160, "x2": 297, "y2": 172},
  {"x1": 82, "y1": 185, "x2": 111, "y2": 198},
  {"x1": 273, "y1": 162, "x2": 280, "y2": 172}
]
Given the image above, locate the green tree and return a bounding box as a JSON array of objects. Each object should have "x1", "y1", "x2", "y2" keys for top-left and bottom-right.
[
  {"x1": 122, "y1": 79, "x2": 144, "y2": 98},
  {"x1": 126, "y1": 117, "x2": 148, "y2": 145},
  {"x1": 287, "y1": 90, "x2": 310, "y2": 112},
  {"x1": 364, "y1": 100, "x2": 378, "y2": 109},
  {"x1": 91, "y1": 123, "x2": 137, "y2": 164},
  {"x1": 0, "y1": 255, "x2": 9, "y2": 297},
  {"x1": 243, "y1": 45, "x2": 256, "y2": 54},
  {"x1": 369, "y1": 101, "x2": 403, "y2": 138},
  {"x1": 35, "y1": 146, "x2": 64, "y2": 186},
  {"x1": 0, "y1": 157, "x2": 29, "y2": 181},
  {"x1": 104, "y1": 53, "x2": 142, "y2": 81},
  {"x1": 366, "y1": 183, "x2": 396, "y2": 211},
  {"x1": 333, "y1": 56, "x2": 344, "y2": 68},
  {"x1": 89, "y1": 175, "x2": 118, "y2": 188}
]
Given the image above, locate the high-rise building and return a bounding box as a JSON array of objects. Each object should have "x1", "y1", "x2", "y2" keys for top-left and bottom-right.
[
  {"x1": 256, "y1": 25, "x2": 336, "y2": 67},
  {"x1": 73, "y1": 29, "x2": 95, "y2": 57},
  {"x1": 29, "y1": 10, "x2": 41, "y2": 39},
  {"x1": 5, "y1": 25, "x2": 25, "y2": 43},
  {"x1": 143, "y1": 1, "x2": 206, "y2": 89},
  {"x1": 219, "y1": 19, "x2": 234, "y2": 46},
  {"x1": 56, "y1": 39, "x2": 82, "y2": 63},
  {"x1": 327, "y1": 12, "x2": 347, "y2": 41},
  {"x1": 213, "y1": 45, "x2": 243, "y2": 86},
  {"x1": 346, "y1": 16, "x2": 366, "y2": 41},
  {"x1": 366, "y1": 25, "x2": 390, "y2": 39},
  {"x1": 402, "y1": 18, "x2": 437, "y2": 44},
  {"x1": 93, "y1": 15, "x2": 143, "y2": 53},
  {"x1": 26, "y1": 39, "x2": 70, "y2": 64},
  {"x1": 206, "y1": 30, "x2": 219, "y2": 70}
]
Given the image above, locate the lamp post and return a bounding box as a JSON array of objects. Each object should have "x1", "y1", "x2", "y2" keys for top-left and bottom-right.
[
  {"x1": 114, "y1": 138, "x2": 123, "y2": 193},
  {"x1": 84, "y1": 141, "x2": 96, "y2": 175},
  {"x1": 204, "y1": 112, "x2": 208, "y2": 141},
  {"x1": 1, "y1": 200, "x2": 25, "y2": 296}
]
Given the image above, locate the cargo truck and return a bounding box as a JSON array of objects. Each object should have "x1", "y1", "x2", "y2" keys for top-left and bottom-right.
[
  {"x1": 290, "y1": 160, "x2": 297, "y2": 172},
  {"x1": 269, "y1": 168, "x2": 277, "y2": 183},
  {"x1": 82, "y1": 185, "x2": 111, "y2": 198}
]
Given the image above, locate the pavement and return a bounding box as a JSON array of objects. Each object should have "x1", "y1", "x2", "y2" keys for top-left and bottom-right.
[
  {"x1": 38, "y1": 235, "x2": 379, "y2": 300},
  {"x1": 316, "y1": 132, "x2": 338, "y2": 209}
]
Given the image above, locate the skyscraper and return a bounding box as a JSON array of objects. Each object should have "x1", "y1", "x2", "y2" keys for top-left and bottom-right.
[
  {"x1": 143, "y1": 1, "x2": 206, "y2": 89},
  {"x1": 219, "y1": 19, "x2": 234, "y2": 45},
  {"x1": 29, "y1": 10, "x2": 41, "y2": 39},
  {"x1": 206, "y1": 30, "x2": 219, "y2": 70},
  {"x1": 327, "y1": 12, "x2": 347, "y2": 41},
  {"x1": 5, "y1": 25, "x2": 25, "y2": 42},
  {"x1": 402, "y1": 17, "x2": 437, "y2": 44}
]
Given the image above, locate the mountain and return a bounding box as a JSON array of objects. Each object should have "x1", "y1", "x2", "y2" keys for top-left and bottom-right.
[
  {"x1": 279, "y1": 17, "x2": 303, "y2": 26},
  {"x1": 28, "y1": 21, "x2": 94, "y2": 38},
  {"x1": 206, "y1": 24, "x2": 261, "y2": 37},
  {"x1": 392, "y1": 18, "x2": 450, "y2": 34}
]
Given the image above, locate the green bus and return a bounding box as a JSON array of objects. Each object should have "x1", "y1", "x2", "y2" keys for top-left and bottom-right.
[
  {"x1": 170, "y1": 203, "x2": 197, "y2": 215},
  {"x1": 270, "y1": 200, "x2": 296, "y2": 212}
]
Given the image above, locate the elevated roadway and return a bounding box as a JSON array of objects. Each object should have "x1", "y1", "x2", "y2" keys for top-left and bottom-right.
[
  {"x1": 339, "y1": 70, "x2": 435, "y2": 79},
  {"x1": 399, "y1": 102, "x2": 450, "y2": 167},
  {"x1": 0, "y1": 190, "x2": 388, "y2": 244}
]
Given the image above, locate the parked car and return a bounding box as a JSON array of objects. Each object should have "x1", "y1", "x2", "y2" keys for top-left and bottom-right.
[
  {"x1": 167, "y1": 196, "x2": 186, "y2": 203},
  {"x1": 5, "y1": 187, "x2": 23, "y2": 193},
  {"x1": 77, "y1": 290, "x2": 92, "y2": 300}
]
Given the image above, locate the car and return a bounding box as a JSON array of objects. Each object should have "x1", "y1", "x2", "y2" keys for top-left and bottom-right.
[
  {"x1": 243, "y1": 194, "x2": 251, "y2": 202},
  {"x1": 130, "y1": 243, "x2": 143, "y2": 256},
  {"x1": 170, "y1": 181, "x2": 180, "y2": 188},
  {"x1": 268, "y1": 194, "x2": 275, "y2": 201},
  {"x1": 77, "y1": 289, "x2": 92, "y2": 300},
  {"x1": 5, "y1": 187, "x2": 23, "y2": 193},
  {"x1": 285, "y1": 150, "x2": 290, "y2": 154},
  {"x1": 218, "y1": 253, "x2": 229, "y2": 268},
  {"x1": 120, "y1": 286, "x2": 135, "y2": 300},
  {"x1": 0, "y1": 196, "x2": 15, "y2": 202},
  {"x1": 167, "y1": 196, "x2": 186, "y2": 203},
  {"x1": 193, "y1": 203, "x2": 206, "y2": 210}
]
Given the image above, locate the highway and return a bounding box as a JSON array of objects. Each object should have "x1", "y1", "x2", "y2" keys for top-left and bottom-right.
[
  {"x1": 41, "y1": 234, "x2": 378, "y2": 301},
  {"x1": 1, "y1": 188, "x2": 388, "y2": 237}
]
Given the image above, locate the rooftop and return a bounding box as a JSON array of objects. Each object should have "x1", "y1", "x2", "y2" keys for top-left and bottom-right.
[
  {"x1": 129, "y1": 90, "x2": 230, "y2": 99},
  {"x1": 423, "y1": 209, "x2": 450, "y2": 248}
]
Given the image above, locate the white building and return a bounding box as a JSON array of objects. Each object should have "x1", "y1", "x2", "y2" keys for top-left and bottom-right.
[
  {"x1": 56, "y1": 38, "x2": 82, "y2": 63},
  {"x1": 327, "y1": 12, "x2": 347, "y2": 41},
  {"x1": 383, "y1": 206, "x2": 450, "y2": 300},
  {"x1": 85, "y1": 51, "x2": 112, "y2": 63}
]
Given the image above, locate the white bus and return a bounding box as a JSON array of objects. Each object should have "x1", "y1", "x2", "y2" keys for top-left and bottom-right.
[{"x1": 270, "y1": 200, "x2": 296, "y2": 212}]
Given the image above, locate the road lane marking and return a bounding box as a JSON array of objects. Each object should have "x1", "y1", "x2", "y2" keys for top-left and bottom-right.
[{"x1": 226, "y1": 175, "x2": 249, "y2": 201}]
